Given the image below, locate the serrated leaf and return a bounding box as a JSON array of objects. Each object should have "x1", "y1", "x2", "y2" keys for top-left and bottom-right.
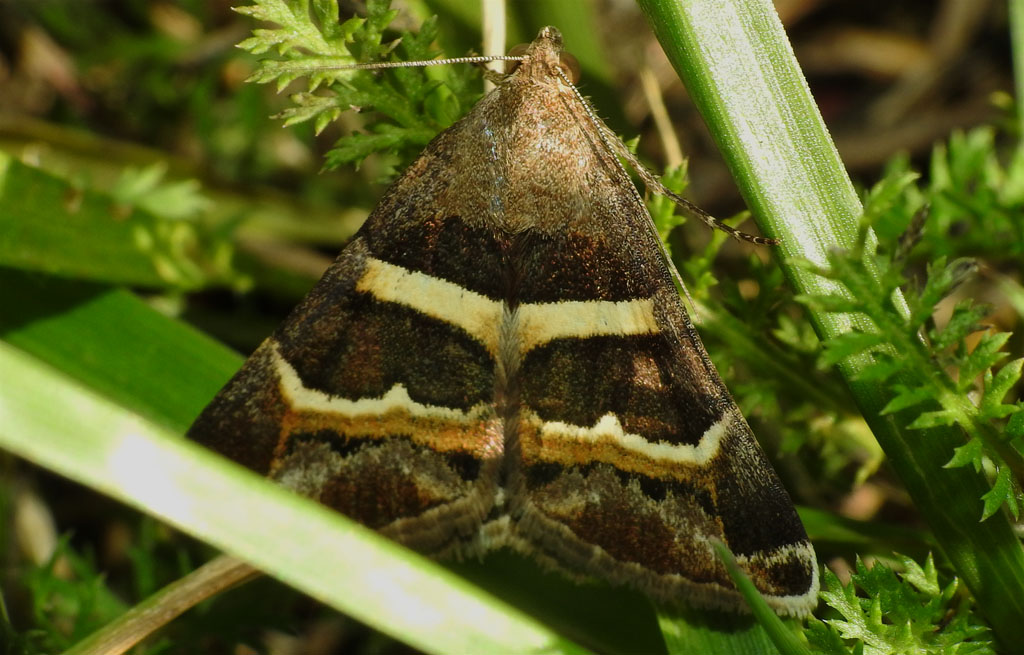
[
  {"x1": 312, "y1": 0, "x2": 345, "y2": 37},
  {"x1": 276, "y1": 92, "x2": 346, "y2": 129},
  {"x1": 911, "y1": 258, "x2": 976, "y2": 330},
  {"x1": 853, "y1": 354, "x2": 903, "y2": 382},
  {"x1": 820, "y1": 331, "x2": 885, "y2": 367},
  {"x1": 325, "y1": 125, "x2": 436, "y2": 169},
  {"x1": 945, "y1": 438, "x2": 984, "y2": 471},
  {"x1": 958, "y1": 332, "x2": 1010, "y2": 392},
  {"x1": 931, "y1": 300, "x2": 988, "y2": 351},
  {"x1": 248, "y1": 58, "x2": 358, "y2": 90},
  {"x1": 980, "y1": 358, "x2": 1023, "y2": 418},
  {"x1": 880, "y1": 385, "x2": 933, "y2": 415},
  {"x1": 907, "y1": 409, "x2": 957, "y2": 430},
  {"x1": 861, "y1": 170, "x2": 920, "y2": 226},
  {"x1": 235, "y1": 0, "x2": 339, "y2": 58},
  {"x1": 819, "y1": 555, "x2": 994, "y2": 655},
  {"x1": 980, "y1": 466, "x2": 1019, "y2": 520},
  {"x1": 353, "y1": 0, "x2": 399, "y2": 60},
  {"x1": 896, "y1": 553, "x2": 939, "y2": 596},
  {"x1": 805, "y1": 618, "x2": 855, "y2": 655},
  {"x1": 1006, "y1": 409, "x2": 1024, "y2": 439},
  {"x1": 313, "y1": 107, "x2": 343, "y2": 135},
  {"x1": 234, "y1": 0, "x2": 470, "y2": 166}
]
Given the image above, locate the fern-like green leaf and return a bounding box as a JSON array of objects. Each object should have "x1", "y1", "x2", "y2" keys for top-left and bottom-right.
[
  {"x1": 861, "y1": 169, "x2": 920, "y2": 227},
  {"x1": 814, "y1": 556, "x2": 994, "y2": 655},
  {"x1": 945, "y1": 438, "x2": 984, "y2": 471},
  {"x1": 1006, "y1": 410, "x2": 1024, "y2": 439},
  {"x1": 906, "y1": 409, "x2": 958, "y2": 430},
  {"x1": 957, "y1": 332, "x2": 1010, "y2": 393},
  {"x1": 880, "y1": 385, "x2": 933, "y2": 415},
  {"x1": 235, "y1": 0, "x2": 481, "y2": 170},
  {"x1": 929, "y1": 301, "x2": 986, "y2": 353},
  {"x1": 980, "y1": 466, "x2": 1020, "y2": 520},
  {"x1": 325, "y1": 124, "x2": 437, "y2": 169},
  {"x1": 796, "y1": 155, "x2": 1024, "y2": 519},
  {"x1": 980, "y1": 358, "x2": 1022, "y2": 418},
  {"x1": 236, "y1": 0, "x2": 352, "y2": 58},
  {"x1": 927, "y1": 128, "x2": 1024, "y2": 258},
  {"x1": 818, "y1": 332, "x2": 885, "y2": 368}
]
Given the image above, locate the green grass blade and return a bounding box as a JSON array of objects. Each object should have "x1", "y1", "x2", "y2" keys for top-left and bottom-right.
[
  {"x1": 656, "y1": 607, "x2": 779, "y2": 655},
  {"x1": 0, "y1": 267, "x2": 240, "y2": 434},
  {"x1": 0, "y1": 341, "x2": 586, "y2": 655},
  {"x1": 636, "y1": 0, "x2": 1024, "y2": 647},
  {"x1": 712, "y1": 541, "x2": 810, "y2": 655}
]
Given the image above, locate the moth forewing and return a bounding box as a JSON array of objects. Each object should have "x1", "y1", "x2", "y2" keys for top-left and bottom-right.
[{"x1": 188, "y1": 25, "x2": 818, "y2": 616}]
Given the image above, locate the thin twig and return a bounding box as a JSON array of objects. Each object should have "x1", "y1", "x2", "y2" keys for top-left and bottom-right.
[{"x1": 67, "y1": 554, "x2": 260, "y2": 655}]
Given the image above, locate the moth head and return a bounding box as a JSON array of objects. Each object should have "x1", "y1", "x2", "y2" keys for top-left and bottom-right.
[{"x1": 504, "y1": 26, "x2": 581, "y2": 85}]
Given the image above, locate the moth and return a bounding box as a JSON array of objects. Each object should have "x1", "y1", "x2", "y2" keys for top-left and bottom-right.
[{"x1": 188, "y1": 26, "x2": 818, "y2": 615}]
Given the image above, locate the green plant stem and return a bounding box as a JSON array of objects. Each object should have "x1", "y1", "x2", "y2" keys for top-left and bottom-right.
[
  {"x1": 636, "y1": 0, "x2": 1024, "y2": 647},
  {"x1": 1010, "y1": 0, "x2": 1024, "y2": 139},
  {"x1": 934, "y1": 387, "x2": 1024, "y2": 489},
  {"x1": 712, "y1": 541, "x2": 810, "y2": 655},
  {"x1": 69, "y1": 555, "x2": 260, "y2": 655}
]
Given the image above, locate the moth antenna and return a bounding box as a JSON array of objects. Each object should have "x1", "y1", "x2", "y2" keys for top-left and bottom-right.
[
  {"x1": 595, "y1": 119, "x2": 778, "y2": 246},
  {"x1": 300, "y1": 54, "x2": 524, "y2": 74},
  {"x1": 555, "y1": 69, "x2": 777, "y2": 247},
  {"x1": 555, "y1": 68, "x2": 700, "y2": 318}
]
